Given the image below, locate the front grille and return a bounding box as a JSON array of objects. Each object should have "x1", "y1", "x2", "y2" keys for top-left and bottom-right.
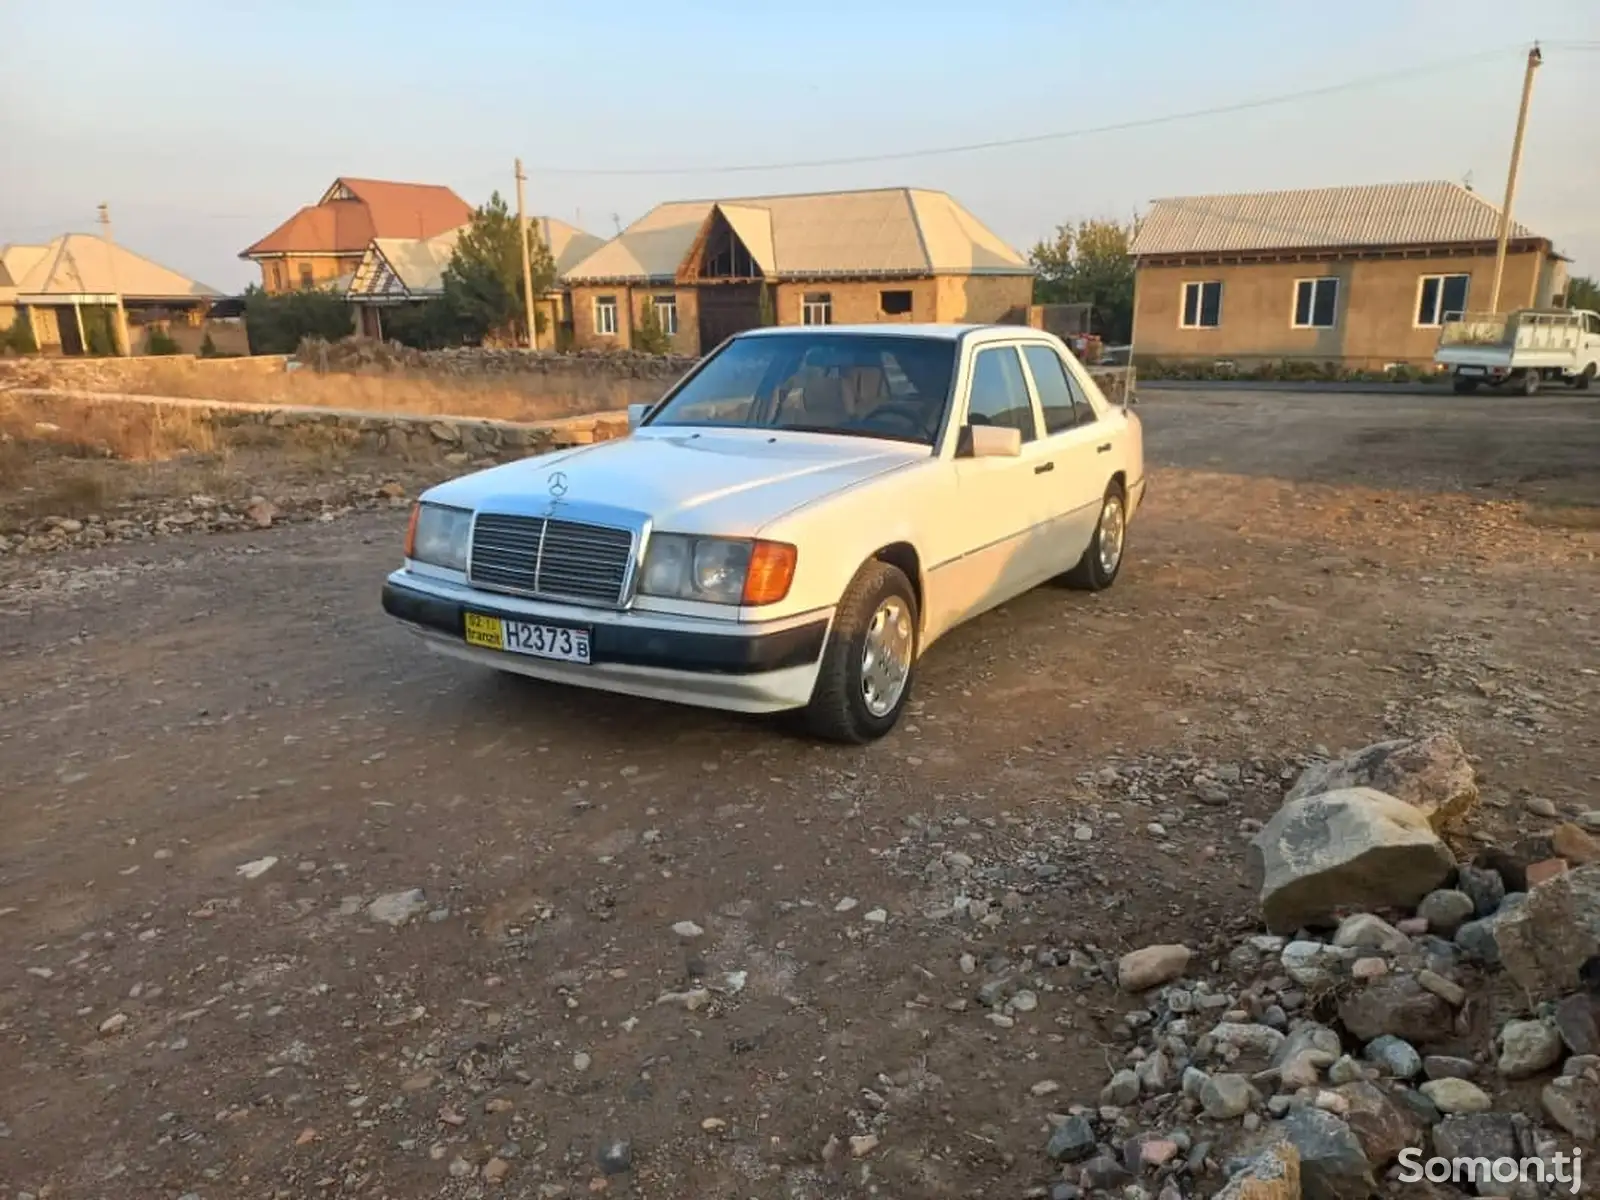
[{"x1": 469, "y1": 514, "x2": 634, "y2": 606}]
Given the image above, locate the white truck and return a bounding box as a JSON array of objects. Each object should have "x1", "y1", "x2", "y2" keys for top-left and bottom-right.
[{"x1": 1434, "y1": 308, "x2": 1600, "y2": 395}]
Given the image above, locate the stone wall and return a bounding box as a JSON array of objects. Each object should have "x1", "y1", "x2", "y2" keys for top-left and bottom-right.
[{"x1": 0, "y1": 353, "x2": 288, "y2": 392}]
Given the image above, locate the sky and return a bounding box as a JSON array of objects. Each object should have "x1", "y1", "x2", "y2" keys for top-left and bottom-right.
[{"x1": 3, "y1": 0, "x2": 1598, "y2": 293}]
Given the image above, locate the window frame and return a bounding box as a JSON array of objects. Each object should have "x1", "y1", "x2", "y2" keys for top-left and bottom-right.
[
  {"x1": 298, "y1": 262, "x2": 315, "y2": 290},
  {"x1": 1292, "y1": 277, "x2": 1340, "y2": 329},
  {"x1": 1415, "y1": 273, "x2": 1471, "y2": 328},
  {"x1": 1180, "y1": 280, "x2": 1223, "y2": 329},
  {"x1": 593, "y1": 295, "x2": 619, "y2": 337},
  {"x1": 801, "y1": 292, "x2": 833, "y2": 326},
  {"x1": 1018, "y1": 342, "x2": 1093, "y2": 436},
  {"x1": 652, "y1": 294, "x2": 678, "y2": 337},
  {"x1": 879, "y1": 289, "x2": 914, "y2": 316},
  {"x1": 964, "y1": 344, "x2": 1041, "y2": 443}
]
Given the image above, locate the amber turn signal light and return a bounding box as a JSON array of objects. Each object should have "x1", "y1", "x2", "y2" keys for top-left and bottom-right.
[
  {"x1": 403, "y1": 503, "x2": 420, "y2": 558},
  {"x1": 742, "y1": 540, "x2": 798, "y2": 606}
]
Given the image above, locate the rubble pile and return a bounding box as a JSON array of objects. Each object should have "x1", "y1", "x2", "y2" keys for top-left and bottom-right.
[{"x1": 1036, "y1": 733, "x2": 1600, "y2": 1200}]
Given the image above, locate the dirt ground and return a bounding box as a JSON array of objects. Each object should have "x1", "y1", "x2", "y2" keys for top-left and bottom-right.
[{"x1": 1, "y1": 387, "x2": 1597, "y2": 1199}]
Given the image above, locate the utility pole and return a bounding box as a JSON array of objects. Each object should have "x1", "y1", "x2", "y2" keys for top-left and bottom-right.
[
  {"x1": 97, "y1": 203, "x2": 130, "y2": 356},
  {"x1": 514, "y1": 158, "x2": 538, "y2": 351},
  {"x1": 1487, "y1": 44, "x2": 1541, "y2": 314}
]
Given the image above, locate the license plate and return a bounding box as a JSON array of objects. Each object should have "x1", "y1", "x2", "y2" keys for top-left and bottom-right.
[
  {"x1": 463, "y1": 612, "x2": 591, "y2": 664},
  {"x1": 1458, "y1": 366, "x2": 1487, "y2": 375}
]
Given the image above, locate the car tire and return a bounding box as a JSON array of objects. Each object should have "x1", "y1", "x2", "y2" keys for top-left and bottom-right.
[
  {"x1": 804, "y1": 560, "x2": 918, "y2": 744},
  {"x1": 1571, "y1": 365, "x2": 1595, "y2": 391},
  {"x1": 1062, "y1": 481, "x2": 1128, "y2": 592}
]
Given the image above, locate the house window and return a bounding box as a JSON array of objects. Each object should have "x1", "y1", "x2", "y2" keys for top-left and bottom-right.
[
  {"x1": 270, "y1": 263, "x2": 284, "y2": 291},
  {"x1": 1417, "y1": 274, "x2": 1470, "y2": 326},
  {"x1": 880, "y1": 289, "x2": 913, "y2": 316},
  {"x1": 802, "y1": 292, "x2": 832, "y2": 326},
  {"x1": 594, "y1": 295, "x2": 618, "y2": 336},
  {"x1": 299, "y1": 263, "x2": 314, "y2": 289},
  {"x1": 1293, "y1": 278, "x2": 1340, "y2": 328},
  {"x1": 1180, "y1": 281, "x2": 1222, "y2": 328},
  {"x1": 652, "y1": 294, "x2": 678, "y2": 337}
]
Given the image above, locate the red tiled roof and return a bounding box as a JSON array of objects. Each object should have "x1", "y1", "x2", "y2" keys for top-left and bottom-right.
[{"x1": 241, "y1": 178, "x2": 473, "y2": 258}]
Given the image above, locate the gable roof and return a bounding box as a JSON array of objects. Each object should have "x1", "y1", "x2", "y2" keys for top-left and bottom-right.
[
  {"x1": 1130, "y1": 180, "x2": 1548, "y2": 258},
  {"x1": 241, "y1": 177, "x2": 474, "y2": 258},
  {"x1": 563, "y1": 187, "x2": 1032, "y2": 283},
  {"x1": 0, "y1": 244, "x2": 50, "y2": 288},
  {"x1": 6, "y1": 234, "x2": 218, "y2": 300},
  {"x1": 533, "y1": 216, "x2": 606, "y2": 276},
  {"x1": 349, "y1": 227, "x2": 466, "y2": 298}
]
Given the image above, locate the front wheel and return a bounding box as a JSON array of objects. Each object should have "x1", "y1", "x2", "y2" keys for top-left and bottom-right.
[
  {"x1": 804, "y1": 561, "x2": 918, "y2": 744},
  {"x1": 1570, "y1": 365, "x2": 1595, "y2": 391},
  {"x1": 1062, "y1": 481, "x2": 1128, "y2": 591}
]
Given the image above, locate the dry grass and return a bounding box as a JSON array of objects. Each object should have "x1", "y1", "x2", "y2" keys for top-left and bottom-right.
[
  {"x1": 0, "y1": 393, "x2": 378, "y2": 532},
  {"x1": 89, "y1": 360, "x2": 643, "y2": 425}
]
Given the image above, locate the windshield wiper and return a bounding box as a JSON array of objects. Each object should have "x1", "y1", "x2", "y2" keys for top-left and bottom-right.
[{"x1": 774, "y1": 424, "x2": 929, "y2": 444}]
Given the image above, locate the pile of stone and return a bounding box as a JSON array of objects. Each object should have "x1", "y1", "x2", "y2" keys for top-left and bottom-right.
[{"x1": 1042, "y1": 733, "x2": 1600, "y2": 1200}]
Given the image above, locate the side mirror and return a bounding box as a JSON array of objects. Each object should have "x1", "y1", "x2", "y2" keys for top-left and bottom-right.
[
  {"x1": 627, "y1": 402, "x2": 653, "y2": 430},
  {"x1": 958, "y1": 424, "x2": 1022, "y2": 458}
]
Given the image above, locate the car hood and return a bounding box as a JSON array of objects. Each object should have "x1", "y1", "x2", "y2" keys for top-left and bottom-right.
[{"x1": 422, "y1": 427, "x2": 925, "y2": 536}]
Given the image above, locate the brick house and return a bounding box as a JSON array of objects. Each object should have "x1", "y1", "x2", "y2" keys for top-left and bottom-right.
[
  {"x1": 241, "y1": 178, "x2": 473, "y2": 294},
  {"x1": 561, "y1": 188, "x2": 1035, "y2": 355},
  {"x1": 1128, "y1": 181, "x2": 1569, "y2": 370}
]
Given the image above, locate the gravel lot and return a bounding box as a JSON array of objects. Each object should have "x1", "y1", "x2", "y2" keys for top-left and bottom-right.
[{"x1": 1, "y1": 387, "x2": 1597, "y2": 1199}]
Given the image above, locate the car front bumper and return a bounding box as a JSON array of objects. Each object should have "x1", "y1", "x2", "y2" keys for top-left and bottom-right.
[{"x1": 382, "y1": 571, "x2": 832, "y2": 714}]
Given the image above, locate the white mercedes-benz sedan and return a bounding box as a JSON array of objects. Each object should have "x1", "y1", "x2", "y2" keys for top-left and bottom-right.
[{"x1": 382, "y1": 324, "x2": 1144, "y2": 742}]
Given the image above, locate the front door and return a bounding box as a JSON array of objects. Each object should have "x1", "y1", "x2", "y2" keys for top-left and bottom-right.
[
  {"x1": 1019, "y1": 343, "x2": 1110, "y2": 571},
  {"x1": 922, "y1": 344, "x2": 1054, "y2": 640},
  {"x1": 698, "y1": 284, "x2": 764, "y2": 356}
]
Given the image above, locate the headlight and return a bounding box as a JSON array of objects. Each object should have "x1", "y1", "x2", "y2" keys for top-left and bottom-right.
[
  {"x1": 639, "y1": 534, "x2": 796, "y2": 605},
  {"x1": 405, "y1": 502, "x2": 472, "y2": 571}
]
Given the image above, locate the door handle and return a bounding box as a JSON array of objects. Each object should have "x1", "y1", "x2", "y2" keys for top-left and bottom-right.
[
  {"x1": 1034, "y1": 461, "x2": 1055, "y2": 475},
  {"x1": 1096, "y1": 443, "x2": 1112, "y2": 453}
]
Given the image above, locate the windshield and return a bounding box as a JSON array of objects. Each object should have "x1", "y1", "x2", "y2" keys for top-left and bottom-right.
[{"x1": 645, "y1": 332, "x2": 957, "y2": 445}]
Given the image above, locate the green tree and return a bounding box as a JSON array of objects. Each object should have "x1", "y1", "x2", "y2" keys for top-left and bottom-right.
[
  {"x1": 758, "y1": 284, "x2": 776, "y2": 327},
  {"x1": 198, "y1": 331, "x2": 219, "y2": 358},
  {"x1": 632, "y1": 299, "x2": 670, "y2": 354},
  {"x1": 1566, "y1": 275, "x2": 1600, "y2": 311},
  {"x1": 4, "y1": 312, "x2": 37, "y2": 354},
  {"x1": 1028, "y1": 217, "x2": 1139, "y2": 343},
  {"x1": 437, "y1": 192, "x2": 558, "y2": 346},
  {"x1": 243, "y1": 284, "x2": 354, "y2": 354},
  {"x1": 82, "y1": 306, "x2": 118, "y2": 355}
]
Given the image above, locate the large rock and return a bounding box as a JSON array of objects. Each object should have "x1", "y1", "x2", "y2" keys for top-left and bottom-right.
[
  {"x1": 1541, "y1": 1074, "x2": 1600, "y2": 1140},
  {"x1": 1339, "y1": 974, "x2": 1454, "y2": 1046},
  {"x1": 1335, "y1": 1081, "x2": 1420, "y2": 1167},
  {"x1": 1117, "y1": 943, "x2": 1191, "y2": 992},
  {"x1": 1213, "y1": 1140, "x2": 1300, "y2": 1200},
  {"x1": 1492, "y1": 864, "x2": 1600, "y2": 1002},
  {"x1": 1497, "y1": 1018, "x2": 1564, "y2": 1079},
  {"x1": 1275, "y1": 1107, "x2": 1374, "y2": 1200},
  {"x1": 1249, "y1": 788, "x2": 1456, "y2": 934},
  {"x1": 1286, "y1": 732, "x2": 1478, "y2": 830},
  {"x1": 1431, "y1": 1112, "x2": 1519, "y2": 1176}
]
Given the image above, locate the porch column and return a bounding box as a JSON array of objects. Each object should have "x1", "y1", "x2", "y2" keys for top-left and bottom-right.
[{"x1": 73, "y1": 303, "x2": 86, "y2": 356}]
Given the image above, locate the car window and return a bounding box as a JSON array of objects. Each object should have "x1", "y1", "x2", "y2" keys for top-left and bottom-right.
[
  {"x1": 967, "y1": 347, "x2": 1037, "y2": 442},
  {"x1": 648, "y1": 333, "x2": 956, "y2": 445},
  {"x1": 1022, "y1": 344, "x2": 1093, "y2": 434}
]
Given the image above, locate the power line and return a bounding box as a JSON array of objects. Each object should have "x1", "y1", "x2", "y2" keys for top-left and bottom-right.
[{"x1": 522, "y1": 43, "x2": 1535, "y2": 177}]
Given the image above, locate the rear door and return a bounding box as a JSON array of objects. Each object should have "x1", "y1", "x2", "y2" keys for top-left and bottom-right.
[{"x1": 1019, "y1": 342, "x2": 1111, "y2": 573}]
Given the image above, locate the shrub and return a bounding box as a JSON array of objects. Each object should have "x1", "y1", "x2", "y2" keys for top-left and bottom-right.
[
  {"x1": 82, "y1": 306, "x2": 118, "y2": 355},
  {"x1": 198, "y1": 331, "x2": 218, "y2": 358},
  {"x1": 632, "y1": 300, "x2": 671, "y2": 354},
  {"x1": 4, "y1": 313, "x2": 37, "y2": 354},
  {"x1": 244, "y1": 285, "x2": 354, "y2": 355},
  {"x1": 145, "y1": 328, "x2": 181, "y2": 356}
]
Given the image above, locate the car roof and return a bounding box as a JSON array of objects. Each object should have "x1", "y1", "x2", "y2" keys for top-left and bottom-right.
[{"x1": 734, "y1": 323, "x2": 1055, "y2": 344}]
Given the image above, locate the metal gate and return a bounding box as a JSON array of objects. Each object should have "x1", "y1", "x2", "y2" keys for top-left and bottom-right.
[{"x1": 697, "y1": 284, "x2": 764, "y2": 356}]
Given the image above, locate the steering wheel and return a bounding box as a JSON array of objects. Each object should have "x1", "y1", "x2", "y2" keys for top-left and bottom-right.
[{"x1": 856, "y1": 403, "x2": 929, "y2": 437}]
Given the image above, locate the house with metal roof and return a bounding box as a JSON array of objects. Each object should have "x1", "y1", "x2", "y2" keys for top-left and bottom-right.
[
  {"x1": 560, "y1": 188, "x2": 1034, "y2": 355},
  {"x1": 1, "y1": 234, "x2": 222, "y2": 355},
  {"x1": 1128, "y1": 180, "x2": 1569, "y2": 371},
  {"x1": 241, "y1": 177, "x2": 474, "y2": 295}
]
